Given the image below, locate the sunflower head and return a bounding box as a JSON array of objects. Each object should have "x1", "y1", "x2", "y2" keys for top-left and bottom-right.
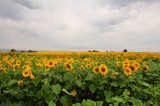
[
  {"x1": 22, "y1": 70, "x2": 30, "y2": 77},
  {"x1": 93, "y1": 67, "x2": 99, "y2": 74},
  {"x1": 18, "y1": 81, "x2": 23, "y2": 86},
  {"x1": 86, "y1": 64, "x2": 91, "y2": 69},
  {"x1": 64, "y1": 63, "x2": 73, "y2": 71},
  {"x1": 129, "y1": 65, "x2": 137, "y2": 72},
  {"x1": 48, "y1": 60, "x2": 54, "y2": 67},
  {"x1": 99, "y1": 64, "x2": 108, "y2": 75},
  {"x1": 133, "y1": 62, "x2": 140, "y2": 68},
  {"x1": 112, "y1": 72, "x2": 118, "y2": 76},
  {"x1": 124, "y1": 67, "x2": 132, "y2": 75}
]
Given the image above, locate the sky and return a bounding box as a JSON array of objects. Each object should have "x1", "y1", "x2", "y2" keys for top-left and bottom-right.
[{"x1": 0, "y1": 0, "x2": 160, "y2": 52}]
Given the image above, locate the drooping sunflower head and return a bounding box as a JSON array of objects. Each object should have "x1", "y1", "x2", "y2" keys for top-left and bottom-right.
[
  {"x1": 124, "y1": 67, "x2": 132, "y2": 75},
  {"x1": 112, "y1": 72, "x2": 118, "y2": 76},
  {"x1": 99, "y1": 64, "x2": 108, "y2": 75},
  {"x1": 93, "y1": 67, "x2": 99, "y2": 74}
]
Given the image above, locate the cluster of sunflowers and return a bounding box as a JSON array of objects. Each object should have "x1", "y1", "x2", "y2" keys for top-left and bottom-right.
[
  {"x1": 0, "y1": 51, "x2": 160, "y2": 105},
  {"x1": 0, "y1": 52, "x2": 159, "y2": 79}
]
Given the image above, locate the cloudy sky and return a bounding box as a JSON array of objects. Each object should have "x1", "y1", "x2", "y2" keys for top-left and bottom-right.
[{"x1": 0, "y1": 0, "x2": 160, "y2": 52}]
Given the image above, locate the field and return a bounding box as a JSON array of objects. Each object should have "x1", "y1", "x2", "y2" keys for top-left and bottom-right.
[{"x1": 0, "y1": 52, "x2": 160, "y2": 106}]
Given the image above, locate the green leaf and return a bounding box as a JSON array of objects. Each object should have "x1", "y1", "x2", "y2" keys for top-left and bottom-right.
[
  {"x1": 64, "y1": 83, "x2": 73, "y2": 89},
  {"x1": 26, "y1": 91, "x2": 34, "y2": 96},
  {"x1": 48, "y1": 101, "x2": 56, "y2": 106},
  {"x1": 112, "y1": 96, "x2": 123, "y2": 103},
  {"x1": 82, "y1": 99, "x2": 88, "y2": 106},
  {"x1": 119, "y1": 81, "x2": 126, "y2": 88},
  {"x1": 111, "y1": 81, "x2": 117, "y2": 87},
  {"x1": 36, "y1": 89, "x2": 43, "y2": 99},
  {"x1": 60, "y1": 95, "x2": 71, "y2": 106},
  {"x1": 89, "y1": 84, "x2": 97, "y2": 93},
  {"x1": 34, "y1": 76, "x2": 41, "y2": 86},
  {"x1": 23, "y1": 88, "x2": 28, "y2": 92},
  {"x1": 85, "y1": 74, "x2": 94, "y2": 81},
  {"x1": 104, "y1": 90, "x2": 114, "y2": 100},
  {"x1": 140, "y1": 81, "x2": 150, "y2": 87},
  {"x1": 87, "y1": 99, "x2": 96, "y2": 106},
  {"x1": 72, "y1": 103, "x2": 81, "y2": 106},
  {"x1": 42, "y1": 83, "x2": 50, "y2": 94},
  {"x1": 44, "y1": 93, "x2": 56, "y2": 104},
  {"x1": 96, "y1": 101, "x2": 103, "y2": 106},
  {"x1": 51, "y1": 84, "x2": 62, "y2": 95},
  {"x1": 122, "y1": 89, "x2": 130, "y2": 96},
  {"x1": 75, "y1": 79, "x2": 82, "y2": 87},
  {"x1": 129, "y1": 97, "x2": 144, "y2": 106},
  {"x1": 8, "y1": 79, "x2": 17, "y2": 86},
  {"x1": 62, "y1": 88, "x2": 72, "y2": 95}
]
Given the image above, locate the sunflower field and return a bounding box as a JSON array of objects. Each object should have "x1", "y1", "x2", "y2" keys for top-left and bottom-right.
[{"x1": 0, "y1": 52, "x2": 160, "y2": 106}]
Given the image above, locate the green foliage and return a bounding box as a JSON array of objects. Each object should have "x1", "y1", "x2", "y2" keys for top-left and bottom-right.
[{"x1": 0, "y1": 52, "x2": 160, "y2": 106}]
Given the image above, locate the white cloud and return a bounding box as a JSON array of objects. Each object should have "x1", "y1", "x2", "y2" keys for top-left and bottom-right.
[{"x1": 0, "y1": 0, "x2": 160, "y2": 52}]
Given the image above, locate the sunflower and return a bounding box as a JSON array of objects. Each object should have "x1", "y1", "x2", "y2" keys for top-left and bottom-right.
[
  {"x1": 18, "y1": 81, "x2": 23, "y2": 86},
  {"x1": 47, "y1": 60, "x2": 54, "y2": 67},
  {"x1": 22, "y1": 70, "x2": 30, "y2": 77},
  {"x1": 112, "y1": 72, "x2": 118, "y2": 76},
  {"x1": 16, "y1": 59, "x2": 21, "y2": 64},
  {"x1": 99, "y1": 59, "x2": 102, "y2": 62},
  {"x1": 64, "y1": 63, "x2": 73, "y2": 71},
  {"x1": 81, "y1": 63, "x2": 85, "y2": 67},
  {"x1": 123, "y1": 64, "x2": 129, "y2": 69},
  {"x1": 115, "y1": 62, "x2": 119, "y2": 67},
  {"x1": 124, "y1": 67, "x2": 132, "y2": 75},
  {"x1": 129, "y1": 65, "x2": 137, "y2": 72},
  {"x1": 8, "y1": 64, "x2": 13, "y2": 68},
  {"x1": 93, "y1": 67, "x2": 99, "y2": 74},
  {"x1": 30, "y1": 73, "x2": 35, "y2": 80},
  {"x1": 86, "y1": 64, "x2": 91, "y2": 69},
  {"x1": 99, "y1": 64, "x2": 108, "y2": 75},
  {"x1": 133, "y1": 62, "x2": 140, "y2": 68},
  {"x1": 143, "y1": 65, "x2": 149, "y2": 72},
  {"x1": 123, "y1": 60, "x2": 129, "y2": 65}
]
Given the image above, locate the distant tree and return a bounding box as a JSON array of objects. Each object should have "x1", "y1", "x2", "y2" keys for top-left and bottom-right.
[
  {"x1": 123, "y1": 49, "x2": 127, "y2": 52},
  {"x1": 93, "y1": 50, "x2": 99, "y2": 52},
  {"x1": 20, "y1": 50, "x2": 26, "y2": 52},
  {"x1": 88, "y1": 50, "x2": 99, "y2": 52},
  {"x1": 28, "y1": 50, "x2": 37, "y2": 52},
  {"x1": 10, "y1": 49, "x2": 16, "y2": 52}
]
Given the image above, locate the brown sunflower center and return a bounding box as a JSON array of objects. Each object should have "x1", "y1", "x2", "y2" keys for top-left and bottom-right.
[
  {"x1": 143, "y1": 67, "x2": 147, "y2": 70},
  {"x1": 25, "y1": 71, "x2": 29, "y2": 75},
  {"x1": 129, "y1": 66, "x2": 135, "y2": 71},
  {"x1": 101, "y1": 67, "x2": 105, "y2": 72},
  {"x1": 126, "y1": 69, "x2": 130, "y2": 73},
  {"x1": 66, "y1": 64, "x2": 71, "y2": 68},
  {"x1": 95, "y1": 68, "x2": 99, "y2": 72},
  {"x1": 49, "y1": 61, "x2": 53, "y2": 65}
]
